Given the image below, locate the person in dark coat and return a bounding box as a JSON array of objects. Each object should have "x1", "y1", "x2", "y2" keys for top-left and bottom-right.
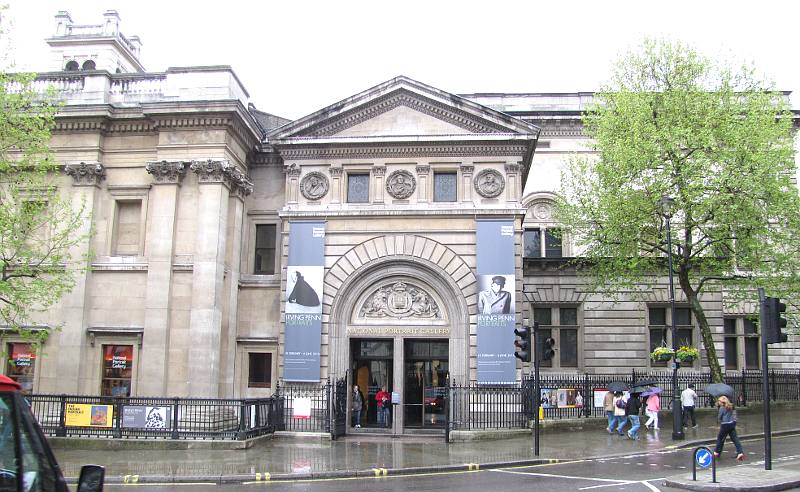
[
  {"x1": 625, "y1": 392, "x2": 642, "y2": 440},
  {"x1": 288, "y1": 271, "x2": 320, "y2": 307}
]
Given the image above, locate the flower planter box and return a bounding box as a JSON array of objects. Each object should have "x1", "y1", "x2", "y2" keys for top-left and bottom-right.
[
  {"x1": 676, "y1": 355, "x2": 696, "y2": 364},
  {"x1": 654, "y1": 353, "x2": 673, "y2": 362}
]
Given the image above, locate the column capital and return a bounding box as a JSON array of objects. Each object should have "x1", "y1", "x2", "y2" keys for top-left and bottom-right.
[
  {"x1": 64, "y1": 162, "x2": 106, "y2": 186},
  {"x1": 146, "y1": 160, "x2": 188, "y2": 184},
  {"x1": 189, "y1": 159, "x2": 253, "y2": 197},
  {"x1": 416, "y1": 164, "x2": 430, "y2": 175}
]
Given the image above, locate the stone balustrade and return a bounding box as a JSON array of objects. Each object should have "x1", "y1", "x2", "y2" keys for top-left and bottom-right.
[{"x1": 6, "y1": 67, "x2": 250, "y2": 107}]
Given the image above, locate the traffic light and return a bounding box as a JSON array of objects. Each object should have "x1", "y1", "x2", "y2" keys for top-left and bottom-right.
[
  {"x1": 763, "y1": 296, "x2": 788, "y2": 344},
  {"x1": 514, "y1": 325, "x2": 532, "y2": 363},
  {"x1": 542, "y1": 336, "x2": 556, "y2": 361}
]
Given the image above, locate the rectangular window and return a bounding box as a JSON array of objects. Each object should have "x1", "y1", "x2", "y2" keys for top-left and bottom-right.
[
  {"x1": 523, "y1": 229, "x2": 541, "y2": 258},
  {"x1": 560, "y1": 328, "x2": 578, "y2": 367},
  {"x1": 532, "y1": 306, "x2": 580, "y2": 369},
  {"x1": 254, "y1": 224, "x2": 277, "y2": 275},
  {"x1": 724, "y1": 318, "x2": 738, "y2": 369},
  {"x1": 544, "y1": 229, "x2": 562, "y2": 258},
  {"x1": 347, "y1": 174, "x2": 370, "y2": 203},
  {"x1": 648, "y1": 306, "x2": 693, "y2": 366},
  {"x1": 248, "y1": 353, "x2": 272, "y2": 388},
  {"x1": 433, "y1": 172, "x2": 457, "y2": 202},
  {"x1": 6, "y1": 343, "x2": 36, "y2": 394},
  {"x1": 114, "y1": 200, "x2": 142, "y2": 255},
  {"x1": 101, "y1": 345, "x2": 133, "y2": 397},
  {"x1": 744, "y1": 318, "x2": 760, "y2": 369}
]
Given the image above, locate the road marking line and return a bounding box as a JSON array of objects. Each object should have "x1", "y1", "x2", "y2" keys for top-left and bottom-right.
[
  {"x1": 640, "y1": 478, "x2": 665, "y2": 492},
  {"x1": 493, "y1": 469, "x2": 634, "y2": 484}
]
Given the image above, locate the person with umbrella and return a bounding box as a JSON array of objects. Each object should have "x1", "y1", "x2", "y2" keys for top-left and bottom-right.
[
  {"x1": 714, "y1": 395, "x2": 745, "y2": 461},
  {"x1": 625, "y1": 390, "x2": 642, "y2": 440},
  {"x1": 643, "y1": 387, "x2": 662, "y2": 430}
]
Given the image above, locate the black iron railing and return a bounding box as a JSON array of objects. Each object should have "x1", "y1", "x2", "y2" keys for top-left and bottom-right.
[
  {"x1": 27, "y1": 394, "x2": 280, "y2": 440},
  {"x1": 448, "y1": 369, "x2": 800, "y2": 431}
]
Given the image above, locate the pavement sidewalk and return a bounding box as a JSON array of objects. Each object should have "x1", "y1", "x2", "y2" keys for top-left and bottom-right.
[{"x1": 52, "y1": 404, "x2": 800, "y2": 490}]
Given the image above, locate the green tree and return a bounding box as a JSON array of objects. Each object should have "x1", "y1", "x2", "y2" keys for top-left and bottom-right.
[
  {"x1": 1, "y1": 71, "x2": 88, "y2": 339},
  {"x1": 557, "y1": 39, "x2": 799, "y2": 383}
]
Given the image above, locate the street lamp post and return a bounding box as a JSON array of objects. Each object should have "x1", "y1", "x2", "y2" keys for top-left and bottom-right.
[{"x1": 659, "y1": 195, "x2": 685, "y2": 441}]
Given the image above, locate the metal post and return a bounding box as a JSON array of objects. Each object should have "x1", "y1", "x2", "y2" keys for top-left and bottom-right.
[
  {"x1": 758, "y1": 287, "x2": 772, "y2": 470},
  {"x1": 664, "y1": 208, "x2": 685, "y2": 440},
  {"x1": 533, "y1": 323, "x2": 540, "y2": 456}
]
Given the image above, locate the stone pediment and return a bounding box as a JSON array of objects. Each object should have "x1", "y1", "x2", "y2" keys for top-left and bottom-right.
[{"x1": 267, "y1": 76, "x2": 540, "y2": 142}]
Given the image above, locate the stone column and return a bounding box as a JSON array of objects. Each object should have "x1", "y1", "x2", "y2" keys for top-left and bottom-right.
[
  {"x1": 58, "y1": 162, "x2": 105, "y2": 393},
  {"x1": 505, "y1": 162, "x2": 521, "y2": 202},
  {"x1": 393, "y1": 337, "x2": 404, "y2": 435},
  {"x1": 219, "y1": 172, "x2": 252, "y2": 397},
  {"x1": 138, "y1": 160, "x2": 186, "y2": 396},
  {"x1": 416, "y1": 164, "x2": 430, "y2": 203},
  {"x1": 329, "y1": 166, "x2": 342, "y2": 204},
  {"x1": 460, "y1": 164, "x2": 474, "y2": 203},
  {"x1": 372, "y1": 165, "x2": 386, "y2": 204},
  {"x1": 186, "y1": 159, "x2": 233, "y2": 397}
]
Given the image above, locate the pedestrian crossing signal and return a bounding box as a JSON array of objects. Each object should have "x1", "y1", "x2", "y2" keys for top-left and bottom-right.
[
  {"x1": 541, "y1": 337, "x2": 556, "y2": 362},
  {"x1": 763, "y1": 296, "x2": 788, "y2": 344}
]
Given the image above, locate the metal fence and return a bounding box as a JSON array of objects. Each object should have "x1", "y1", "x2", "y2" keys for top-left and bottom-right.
[
  {"x1": 276, "y1": 381, "x2": 332, "y2": 433},
  {"x1": 27, "y1": 394, "x2": 281, "y2": 440},
  {"x1": 448, "y1": 369, "x2": 800, "y2": 430}
]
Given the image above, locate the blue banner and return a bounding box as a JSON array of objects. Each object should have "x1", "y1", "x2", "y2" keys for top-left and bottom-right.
[
  {"x1": 284, "y1": 221, "x2": 325, "y2": 382},
  {"x1": 476, "y1": 219, "x2": 516, "y2": 384}
]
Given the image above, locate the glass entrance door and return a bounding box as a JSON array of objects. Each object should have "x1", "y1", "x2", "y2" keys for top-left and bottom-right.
[
  {"x1": 403, "y1": 339, "x2": 448, "y2": 428},
  {"x1": 351, "y1": 339, "x2": 393, "y2": 429}
]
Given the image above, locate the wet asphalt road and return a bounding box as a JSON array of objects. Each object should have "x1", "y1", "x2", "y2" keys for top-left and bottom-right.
[{"x1": 99, "y1": 434, "x2": 800, "y2": 491}]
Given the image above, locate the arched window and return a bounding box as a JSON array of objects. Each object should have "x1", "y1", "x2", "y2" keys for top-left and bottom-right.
[
  {"x1": 81, "y1": 60, "x2": 96, "y2": 71},
  {"x1": 64, "y1": 60, "x2": 79, "y2": 71}
]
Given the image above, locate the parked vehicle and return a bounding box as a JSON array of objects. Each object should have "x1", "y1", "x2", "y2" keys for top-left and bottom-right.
[{"x1": 0, "y1": 375, "x2": 104, "y2": 491}]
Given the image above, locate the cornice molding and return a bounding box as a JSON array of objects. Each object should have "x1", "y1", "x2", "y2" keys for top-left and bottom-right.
[
  {"x1": 64, "y1": 162, "x2": 106, "y2": 186},
  {"x1": 145, "y1": 160, "x2": 188, "y2": 184},
  {"x1": 279, "y1": 143, "x2": 529, "y2": 160},
  {"x1": 301, "y1": 89, "x2": 510, "y2": 137}
]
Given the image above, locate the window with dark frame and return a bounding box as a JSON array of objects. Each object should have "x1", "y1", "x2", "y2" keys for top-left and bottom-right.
[
  {"x1": 723, "y1": 317, "x2": 760, "y2": 370},
  {"x1": 248, "y1": 353, "x2": 272, "y2": 388},
  {"x1": 523, "y1": 229, "x2": 542, "y2": 258},
  {"x1": 533, "y1": 306, "x2": 579, "y2": 368},
  {"x1": 724, "y1": 318, "x2": 738, "y2": 369},
  {"x1": 648, "y1": 306, "x2": 694, "y2": 366},
  {"x1": 254, "y1": 224, "x2": 277, "y2": 275},
  {"x1": 545, "y1": 229, "x2": 563, "y2": 258},
  {"x1": 347, "y1": 174, "x2": 370, "y2": 203},
  {"x1": 433, "y1": 172, "x2": 457, "y2": 202}
]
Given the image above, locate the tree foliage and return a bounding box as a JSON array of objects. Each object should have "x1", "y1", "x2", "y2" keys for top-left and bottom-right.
[
  {"x1": 557, "y1": 39, "x2": 799, "y2": 382},
  {"x1": 0, "y1": 71, "x2": 89, "y2": 338}
]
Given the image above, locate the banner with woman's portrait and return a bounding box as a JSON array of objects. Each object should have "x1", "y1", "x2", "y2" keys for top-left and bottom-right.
[{"x1": 284, "y1": 221, "x2": 325, "y2": 382}]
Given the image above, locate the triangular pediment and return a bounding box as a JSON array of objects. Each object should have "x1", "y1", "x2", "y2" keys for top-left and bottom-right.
[{"x1": 267, "y1": 76, "x2": 539, "y2": 142}]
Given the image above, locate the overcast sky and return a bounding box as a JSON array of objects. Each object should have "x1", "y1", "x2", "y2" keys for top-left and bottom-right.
[{"x1": 3, "y1": 0, "x2": 799, "y2": 120}]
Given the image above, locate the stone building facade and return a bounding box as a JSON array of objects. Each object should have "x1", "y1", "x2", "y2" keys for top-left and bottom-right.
[{"x1": 2, "y1": 12, "x2": 797, "y2": 431}]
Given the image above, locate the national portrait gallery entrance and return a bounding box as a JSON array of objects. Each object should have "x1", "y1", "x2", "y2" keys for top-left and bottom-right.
[{"x1": 350, "y1": 338, "x2": 449, "y2": 432}]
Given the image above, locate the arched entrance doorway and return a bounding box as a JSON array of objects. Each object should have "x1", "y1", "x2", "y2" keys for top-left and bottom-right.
[{"x1": 326, "y1": 245, "x2": 472, "y2": 434}]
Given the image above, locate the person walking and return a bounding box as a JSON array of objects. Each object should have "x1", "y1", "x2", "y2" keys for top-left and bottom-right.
[
  {"x1": 604, "y1": 391, "x2": 616, "y2": 433},
  {"x1": 681, "y1": 383, "x2": 698, "y2": 428},
  {"x1": 625, "y1": 392, "x2": 642, "y2": 440},
  {"x1": 644, "y1": 392, "x2": 661, "y2": 430},
  {"x1": 612, "y1": 391, "x2": 627, "y2": 435},
  {"x1": 351, "y1": 385, "x2": 363, "y2": 428},
  {"x1": 375, "y1": 386, "x2": 391, "y2": 428},
  {"x1": 713, "y1": 396, "x2": 745, "y2": 461}
]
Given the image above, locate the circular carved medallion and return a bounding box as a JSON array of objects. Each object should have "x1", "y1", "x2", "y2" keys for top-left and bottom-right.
[
  {"x1": 386, "y1": 170, "x2": 416, "y2": 199},
  {"x1": 300, "y1": 172, "x2": 329, "y2": 200},
  {"x1": 533, "y1": 202, "x2": 552, "y2": 220},
  {"x1": 474, "y1": 169, "x2": 505, "y2": 198}
]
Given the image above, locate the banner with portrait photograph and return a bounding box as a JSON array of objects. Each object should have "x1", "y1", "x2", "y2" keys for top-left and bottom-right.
[
  {"x1": 476, "y1": 219, "x2": 516, "y2": 384},
  {"x1": 284, "y1": 221, "x2": 325, "y2": 382}
]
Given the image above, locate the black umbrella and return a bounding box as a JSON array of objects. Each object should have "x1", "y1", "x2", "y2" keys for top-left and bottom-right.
[
  {"x1": 633, "y1": 378, "x2": 658, "y2": 387},
  {"x1": 607, "y1": 381, "x2": 630, "y2": 393},
  {"x1": 705, "y1": 383, "x2": 735, "y2": 399}
]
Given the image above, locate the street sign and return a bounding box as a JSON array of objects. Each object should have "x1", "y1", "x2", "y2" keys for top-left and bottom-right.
[{"x1": 695, "y1": 448, "x2": 712, "y2": 469}]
